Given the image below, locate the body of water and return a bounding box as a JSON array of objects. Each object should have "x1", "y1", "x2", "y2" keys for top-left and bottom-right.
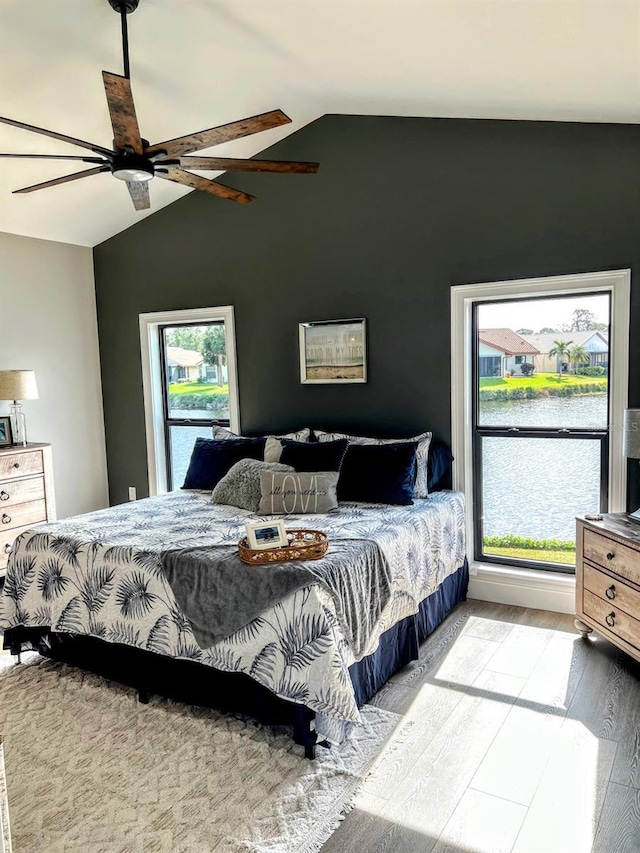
[{"x1": 481, "y1": 394, "x2": 608, "y2": 541}]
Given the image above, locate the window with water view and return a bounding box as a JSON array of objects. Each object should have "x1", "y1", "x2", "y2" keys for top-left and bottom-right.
[
  {"x1": 160, "y1": 322, "x2": 229, "y2": 489},
  {"x1": 474, "y1": 293, "x2": 610, "y2": 572}
]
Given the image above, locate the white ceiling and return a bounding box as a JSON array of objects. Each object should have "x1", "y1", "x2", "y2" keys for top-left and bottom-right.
[{"x1": 1, "y1": 0, "x2": 638, "y2": 248}]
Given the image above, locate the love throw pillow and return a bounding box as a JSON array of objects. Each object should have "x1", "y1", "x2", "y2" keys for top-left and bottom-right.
[{"x1": 258, "y1": 471, "x2": 339, "y2": 515}]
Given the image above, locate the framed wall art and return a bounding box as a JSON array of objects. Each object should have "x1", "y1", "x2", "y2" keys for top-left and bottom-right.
[{"x1": 299, "y1": 318, "x2": 367, "y2": 384}]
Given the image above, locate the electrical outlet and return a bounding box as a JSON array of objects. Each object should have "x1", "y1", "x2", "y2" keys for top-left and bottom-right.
[
  {"x1": 469, "y1": 563, "x2": 478, "y2": 576},
  {"x1": 128, "y1": 486, "x2": 137, "y2": 501}
]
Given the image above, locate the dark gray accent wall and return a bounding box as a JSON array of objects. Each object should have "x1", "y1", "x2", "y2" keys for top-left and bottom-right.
[{"x1": 93, "y1": 115, "x2": 640, "y2": 508}]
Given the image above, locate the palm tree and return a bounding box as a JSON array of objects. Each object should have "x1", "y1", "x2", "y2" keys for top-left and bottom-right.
[
  {"x1": 548, "y1": 339, "x2": 573, "y2": 377},
  {"x1": 568, "y1": 344, "x2": 591, "y2": 373}
]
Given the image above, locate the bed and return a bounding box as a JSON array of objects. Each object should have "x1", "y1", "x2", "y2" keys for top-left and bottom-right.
[{"x1": 0, "y1": 487, "x2": 467, "y2": 755}]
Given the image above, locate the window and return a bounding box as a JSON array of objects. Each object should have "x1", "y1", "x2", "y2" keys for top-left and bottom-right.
[
  {"x1": 160, "y1": 322, "x2": 231, "y2": 490},
  {"x1": 474, "y1": 293, "x2": 610, "y2": 572},
  {"x1": 479, "y1": 356, "x2": 502, "y2": 377},
  {"x1": 139, "y1": 306, "x2": 239, "y2": 495},
  {"x1": 451, "y1": 270, "x2": 630, "y2": 582}
]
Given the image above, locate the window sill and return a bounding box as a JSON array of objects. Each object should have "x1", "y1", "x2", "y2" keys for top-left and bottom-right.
[{"x1": 468, "y1": 560, "x2": 576, "y2": 614}]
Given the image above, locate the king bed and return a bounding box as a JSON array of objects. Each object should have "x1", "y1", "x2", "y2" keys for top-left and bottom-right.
[{"x1": 0, "y1": 440, "x2": 467, "y2": 757}]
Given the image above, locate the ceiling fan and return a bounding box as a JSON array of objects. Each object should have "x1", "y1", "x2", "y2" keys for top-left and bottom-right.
[{"x1": 0, "y1": 0, "x2": 318, "y2": 210}]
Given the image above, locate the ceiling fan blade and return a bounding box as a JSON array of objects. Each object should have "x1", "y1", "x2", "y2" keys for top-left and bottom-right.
[
  {"x1": 12, "y1": 165, "x2": 109, "y2": 194},
  {"x1": 0, "y1": 116, "x2": 113, "y2": 157},
  {"x1": 0, "y1": 152, "x2": 107, "y2": 163},
  {"x1": 175, "y1": 157, "x2": 319, "y2": 174},
  {"x1": 102, "y1": 71, "x2": 143, "y2": 154},
  {"x1": 126, "y1": 180, "x2": 150, "y2": 211},
  {"x1": 146, "y1": 110, "x2": 291, "y2": 158},
  {"x1": 157, "y1": 167, "x2": 255, "y2": 203}
]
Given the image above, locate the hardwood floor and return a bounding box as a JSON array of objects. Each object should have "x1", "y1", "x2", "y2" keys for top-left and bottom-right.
[{"x1": 322, "y1": 600, "x2": 640, "y2": 853}]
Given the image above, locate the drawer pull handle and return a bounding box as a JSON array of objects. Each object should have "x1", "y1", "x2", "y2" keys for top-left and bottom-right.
[
  {"x1": 605, "y1": 585, "x2": 616, "y2": 600},
  {"x1": 606, "y1": 612, "x2": 616, "y2": 627},
  {"x1": 3, "y1": 544, "x2": 10, "y2": 555},
  {"x1": 606, "y1": 552, "x2": 615, "y2": 561},
  {"x1": 0, "y1": 491, "x2": 8, "y2": 501},
  {"x1": 12, "y1": 462, "x2": 19, "y2": 470},
  {"x1": 1, "y1": 514, "x2": 11, "y2": 525}
]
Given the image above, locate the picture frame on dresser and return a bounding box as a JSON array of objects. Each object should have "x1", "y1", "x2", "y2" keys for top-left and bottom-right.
[{"x1": 0, "y1": 420, "x2": 11, "y2": 448}]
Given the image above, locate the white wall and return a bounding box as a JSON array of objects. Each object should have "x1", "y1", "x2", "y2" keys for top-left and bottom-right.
[{"x1": 0, "y1": 232, "x2": 108, "y2": 518}]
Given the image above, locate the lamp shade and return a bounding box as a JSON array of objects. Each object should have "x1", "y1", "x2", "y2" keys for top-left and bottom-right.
[
  {"x1": 0, "y1": 370, "x2": 38, "y2": 401},
  {"x1": 623, "y1": 408, "x2": 640, "y2": 459}
]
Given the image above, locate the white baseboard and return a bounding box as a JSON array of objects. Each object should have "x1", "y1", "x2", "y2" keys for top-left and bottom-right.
[{"x1": 468, "y1": 562, "x2": 576, "y2": 614}]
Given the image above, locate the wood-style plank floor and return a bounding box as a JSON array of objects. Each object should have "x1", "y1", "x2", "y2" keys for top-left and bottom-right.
[{"x1": 322, "y1": 599, "x2": 640, "y2": 853}]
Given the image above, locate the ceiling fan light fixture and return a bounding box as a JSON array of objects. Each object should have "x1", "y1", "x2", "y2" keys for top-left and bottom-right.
[
  {"x1": 111, "y1": 151, "x2": 154, "y2": 182},
  {"x1": 112, "y1": 165, "x2": 153, "y2": 182}
]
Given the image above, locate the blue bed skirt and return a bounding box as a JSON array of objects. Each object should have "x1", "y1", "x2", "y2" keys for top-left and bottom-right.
[{"x1": 349, "y1": 559, "x2": 469, "y2": 706}]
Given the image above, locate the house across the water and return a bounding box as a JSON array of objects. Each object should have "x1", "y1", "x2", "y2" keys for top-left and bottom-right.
[
  {"x1": 478, "y1": 329, "x2": 540, "y2": 377},
  {"x1": 522, "y1": 330, "x2": 609, "y2": 374}
]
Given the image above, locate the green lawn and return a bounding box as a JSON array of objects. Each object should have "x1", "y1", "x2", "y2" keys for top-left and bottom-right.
[
  {"x1": 484, "y1": 545, "x2": 576, "y2": 565},
  {"x1": 483, "y1": 534, "x2": 575, "y2": 564},
  {"x1": 169, "y1": 382, "x2": 228, "y2": 396},
  {"x1": 480, "y1": 373, "x2": 607, "y2": 391},
  {"x1": 484, "y1": 548, "x2": 576, "y2": 566}
]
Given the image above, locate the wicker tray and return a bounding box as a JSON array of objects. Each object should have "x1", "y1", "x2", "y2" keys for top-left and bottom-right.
[{"x1": 238, "y1": 529, "x2": 328, "y2": 565}]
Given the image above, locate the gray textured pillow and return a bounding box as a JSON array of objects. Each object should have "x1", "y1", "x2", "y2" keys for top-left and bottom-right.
[
  {"x1": 258, "y1": 471, "x2": 339, "y2": 515},
  {"x1": 314, "y1": 429, "x2": 432, "y2": 498},
  {"x1": 211, "y1": 459, "x2": 294, "y2": 512},
  {"x1": 212, "y1": 425, "x2": 311, "y2": 442}
]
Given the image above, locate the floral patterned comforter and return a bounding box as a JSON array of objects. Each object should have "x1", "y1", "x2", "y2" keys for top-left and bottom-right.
[{"x1": 0, "y1": 490, "x2": 465, "y2": 742}]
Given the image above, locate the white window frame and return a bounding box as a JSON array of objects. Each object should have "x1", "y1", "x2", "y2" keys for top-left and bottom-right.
[
  {"x1": 451, "y1": 270, "x2": 630, "y2": 611},
  {"x1": 139, "y1": 305, "x2": 240, "y2": 496}
]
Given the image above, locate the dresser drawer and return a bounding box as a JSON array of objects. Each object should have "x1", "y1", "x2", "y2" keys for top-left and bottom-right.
[
  {"x1": 0, "y1": 450, "x2": 43, "y2": 481},
  {"x1": 0, "y1": 499, "x2": 47, "y2": 531},
  {"x1": 583, "y1": 528, "x2": 640, "y2": 585},
  {"x1": 0, "y1": 524, "x2": 32, "y2": 570},
  {"x1": 583, "y1": 589, "x2": 640, "y2": 649},
  {"x1": 583, "y1": 562, "x2": 640, "y2": 621},
  {"x1": 0, "y1": 476, "x2": 45, "y2": 508}
]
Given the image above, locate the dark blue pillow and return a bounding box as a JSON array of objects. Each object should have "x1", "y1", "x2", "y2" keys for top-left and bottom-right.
[
  {"x1": 182, "y1": 437, "x2": 266, "y2": 490},
  {"x1": 280, "y1": 438, "x2": 348, "y2": 473},
  {"x1": 428, "y1": 440, "x2": 454, "y2": 491},
  {"x1": 338, "y1": 442, "x2": 418, "y2": 505}
]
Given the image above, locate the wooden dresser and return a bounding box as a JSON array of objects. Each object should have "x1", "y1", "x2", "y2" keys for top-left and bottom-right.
[
  {"x1": 575, "y1": 514, "x2": 640, "y2": 662},
  {"x1": 0, "y1": 443, "x2": 56, "y2": 577}
]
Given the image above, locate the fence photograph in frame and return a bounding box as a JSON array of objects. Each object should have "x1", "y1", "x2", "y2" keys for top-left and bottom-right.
[{"x1": 299, "y1": 318, "x2": 367, "y2": 384}]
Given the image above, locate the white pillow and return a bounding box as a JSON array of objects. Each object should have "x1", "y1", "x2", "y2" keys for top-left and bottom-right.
[
  {"x1": 264, "y1": 436, "x2": 284, "y2": 463},
  {"x1": 212, "y1": 425, "x2": 311, "y2": 443},
  {"x1": 314, "y1": 429, "x2": 432, "y2": 498}
]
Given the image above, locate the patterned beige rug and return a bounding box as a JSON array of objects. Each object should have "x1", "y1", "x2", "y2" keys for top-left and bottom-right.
[{"x1": 0, "y1": 654, "x2": 406, "y2": 853}]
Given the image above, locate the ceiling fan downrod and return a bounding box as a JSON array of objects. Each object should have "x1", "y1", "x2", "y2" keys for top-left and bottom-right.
[{"x1": 107, "y1": 0, "x2": 140, "y2": 79}]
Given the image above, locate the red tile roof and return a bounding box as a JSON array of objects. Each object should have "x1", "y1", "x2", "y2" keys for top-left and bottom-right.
[{"x1": 478, "y1": 329, "x2": 540, "y2": 355}]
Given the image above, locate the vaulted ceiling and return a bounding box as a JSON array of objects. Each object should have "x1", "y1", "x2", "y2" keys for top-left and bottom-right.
[{"x1": 1, "y1": 0, "x2": 638, "y2": 247}]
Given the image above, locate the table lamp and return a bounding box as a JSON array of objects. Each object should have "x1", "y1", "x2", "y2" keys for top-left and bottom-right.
[
  {"x1": 623, "y1": 408, "x2": 640, "y2": 520},
  {"x1": 0, "y1": 370, "x2": 39, "y2": 447}
]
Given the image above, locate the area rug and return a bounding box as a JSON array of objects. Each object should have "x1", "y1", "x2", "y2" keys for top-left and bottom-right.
[{"x1": 0, "y1": 654, "x2": 407, "y2": 853}]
